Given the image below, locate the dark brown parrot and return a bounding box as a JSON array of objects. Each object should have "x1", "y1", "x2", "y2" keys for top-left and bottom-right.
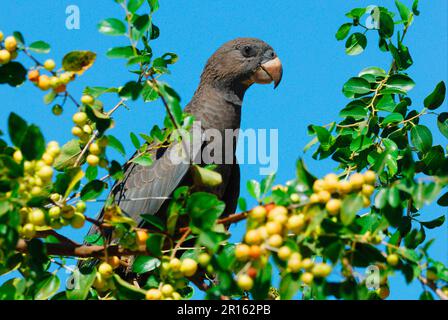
[{"x1": 82, "y1": 38, "x2": 282, "y2": 270}]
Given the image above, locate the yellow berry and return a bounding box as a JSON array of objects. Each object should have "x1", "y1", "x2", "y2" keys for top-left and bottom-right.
[
  {"x1": 89, "y1": 142, "x2": 101, "y2": 155},
  {"x1": 265, "y1": 221, "x2": 282, "y2": 236},
  {"x1": 269, "y1": 205, "x2": 288, "y2": 218},
  {"x1": 301, "y1": 272, "x2": 314, "y2": 285},
  {"x1": 325, "y1": 199, "x2": 341, "y2": 216},
  {"x1": 169, "y1": 258, "x2": 182, "y2": 271},
  {"x1": 387, "y1": 254, "x2": 400, "y2": 267},
  {"x1": 81, "y1": 95, "x2": 94, "y2": 105},
  {"x1": 86, "y1": 154, "x2": 100, "y2": 167},
  {"x1": 250, "y1": 205, "x2": 267, "y2": 221},
  {"x1": 362, "y1": 196, "x2": 371, "y2": 208},
  {"x1": 235, "y1": 244, "x2": 250, "y2": 261},
  {"x1": 237, "y1": 274, "x2": 254, "y2": 291},
  {"x1": 312, "y1": 263, "x2": 332, "y2": 278},
  {"x1": 37, "y1": 75, "x2": 51, "y2": 91},
  {"x1": 0, "y1": 31, "x2": 3, "y2": 42},
  {"x1": 290, "y1": 193, "x2": 301, "y2": 203},
  {"x1": 0, "y1": 49, "x2": 11, "y2": 64},
  {"x1": 198, "y1": 253, "x2": 211, "y2": 267},
  {"x1": 145, "y1": 288, "x2": 162, "y2": 300},
  {"x1": 83, "y1": 124, "x2": 92, "y2": 134},
  {"x1": 28, "y1": 69, "x2": 40, "y2": 82},
  {"x1": 43, "y1": 59, "x2": 56, "y2": 71},
  {"x1": 70, "y1": 212, "x2": 85, "y2": 229},
  {"x1": 313, "y1": 179, "x2": 325, "y2": 192},
  {"x1": 338, "y1": 180, "x2": 352, "y2": 194},
  {"x1": 13, "y1": 150, "x2": 23, "y2": 163},
  {"x1": 98, "y1": 262, "x2": 114, "y2": 278},
  {"x1": 161, "y1": 284, "x2": 174, "y2": 297},
  {"x1": 362, "y1": 184, "x2": 375, "y2": 197},
  {"x1": 48, "y1": 206, "x2": 61, "y2": 219},
  {"x1": 61, "y1": 206, "x2": 75, "y2": 219},
  {"x1": 245, "y1": 229, "x2": 262, "y2": 244},
  {"x1": 364, "y1": 170, "x2": 376, "y2": 185},
  {"x1": 49, "y1": 76, "x2": 60, "y2": 88},
  {"x1": 108, "y1": 256, "x2": 121, "y2": 269},
  {"x1": 309, "y1": 193, "x2": 320, "y2": 204},
  {"x1": 287, "y1": 214, "x2": 305, "y2": 233},
  {"x1": 180, "y1": 258, "x2": 198, "y2": 277},
  {"x1": 349, "y1": 173, "x2": 365, "y2": 190},
  {"x1": 277, "y1": 246, "x2": 292, "y2": 261},
  {"x1": 287, "y1": 252, "x2": 302, "y2": 273},
  {"x1": 268, "y1": 234, "x2": 283, "y2": 248},
  {"x1": 37, "y1": 165, "x2": 53, "y2": 181},
  {"x1": 4, "y1": 36, "x2": 17, "y2": 51},
  {"x1": 28, "y1": 208, "x2": 46, "y2": 226},
  {"x1": 135, "y1": 230, "x2": 148, "y2": 246},
  {"x1": 41, "y1": 152, "x2": 54, "y2": 165},
  {"x1": 172, "y1": 292, "x2": 181, "y2": 300},
  {"x1": 324, "y1": 173, "x2": 339, "y2": 192},
  {"x1": 301, "y1": 258, "x2": 314, "y2": 270},
  {"x1": 317, "y1": 190, "x2": 331, "y2": 203},
  {"x1": 72, "y1": 112, "x2": 88, "y2": 126},
  {"x1": 59, "y1": 72, "x2": 72, "y2": 84}
]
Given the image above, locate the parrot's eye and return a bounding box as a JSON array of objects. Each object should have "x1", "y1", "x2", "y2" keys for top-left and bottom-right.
[{"x1": 241, "y1": 45, "x2": 257, "y2": 58}]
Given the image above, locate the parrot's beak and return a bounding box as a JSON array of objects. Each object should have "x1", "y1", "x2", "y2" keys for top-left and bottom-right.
[{"x1": 251, "y1": 57, "x2": 283, "y2": 88}]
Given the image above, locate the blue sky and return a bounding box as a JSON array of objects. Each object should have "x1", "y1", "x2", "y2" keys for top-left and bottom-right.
[{"x1": 0, "y1": 0, "x2": 446, "y2": 299}]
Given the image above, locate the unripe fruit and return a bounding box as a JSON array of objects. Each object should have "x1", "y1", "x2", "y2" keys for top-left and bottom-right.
[
  {"x1": 52, "y1": 104, "x2": 63, "y2": 115},
  {"x1": 309, "y1": 193, "x2": 320, "y2": 204},
  {"x1": 50, "y1": 193, "x2": 61, "y2": 202},
  {"x1": 324, "y1": 173, "x2": 339, "y2": 192},
  {"x1": 386, "y1": 254, "x2": 399, "y2": 267},
  {"x1": 75, "y1": 200, "x2": 86, "y2": 213},
  {"x1": 172, "y1": 292, "x2": 181, "y2": 300},
  {"x1": 277, "y1": 246, "x2": 292, "y2": 261},
  {"x1": 290, "y1": 193, "x2": 301, "y2": 203},
  {"x1": 362, "y1": 196, "x2": 371, "y2": 208},
  {"x1": 89, "y1": 142, "x2": 101, "y2": 155},
  {"x1": 61, "y1": 205, "x2": 75, "y2": 219},
  {"x1": 98, "y1": 262, "x2": 114, "y2": 278},
  {"x1": 71, "y1": 212, "x2": 86, "y2": 229},
  {"x1": 312, "y1": 263, "x2": 332, "y2": 278},
  {"x1": 37, "y1": 165, "x2": 53, "y2": 181},
  {"x1": 28, "y1": 69, "x2": 40, "y2": 82},
  {"x1": 93, "y1": 273, "x2": 107, "y2": 291},
  {"x1": 249, "y1": 245, "x2": 262, "y2": 260},
  {"x1": 22, "y1": 223, "x2": 36, "y2": 238},
  {"x1": 362, "y1": 184, "x2": 375, "y2": 197},
  {"x1": 338, "y1": 180, "x2": 352, "y2": 194},
  {"x1": 376, "y1": 285, "x2": 390, "y2": 299},
  {"x1": 301, "y1": 272, "x2": 314, "y2": 285},
  {"x1": 169, "y1": 258, "x2": 182, "y2": 271},
  {"x1": 59, "y1": 72, "x2": 72, "y2": 84},
  {"x1": 50, "y1": 219, "x2": 62, "y2": 230},
  {"x1": 37, "y1": 75, "x2": 51, "y2": 91},
  {"x1": 237, "y1": 274, "x2": 254, "y2": 291},
  {"x1": 426, "y1": 267, "x2": 438, "y2": 281},
  {"x1": 48, "y1": 206, "x2": 61, "y2": 219},
  {"x1": 266, "y1": 221, "x2": 282, "y2": 236},
  {"x1": 325, "y1": 199, "x2": 341, "y2": 216},
  {"x1": 160, "y1": 284, "x2": 174, "y2": 297},
  {"x1": 287, "y1": 214, "x2": 305, "y2": 233},
  {"x1": 98, "y1": 136, "x2": 109, "y2": 147},
  {"x1": 81, "y1": 95, "x2": 94, "y2": 105},
  {"x1": 364, "y1": 170, "x2": 376, "y2": 185},
  {"x1": 4, "y1": 36, "x2": 17, "y2": 51},
  {"x1": 73, "y1": 112, "x2": 88, "y2": 126},
  {"x1": 108, "y1": 256, "x2": 121, "y2": 269},
  {"x1": 99, "y1": 158, "x2": 109, "y2": 168},
  {"x1": 0, "y1": 31, "x2": 3, "y2": 41},
  {"x1": 250, "y1": 205, "x2": 267, "y2": 221},
  {"x1": 86, "y1": 154, "x2": 100, "y2": 167},
  {"x1": 268, "y1": 234, "x2": 283, "y2": 248},
  {"x1": 313, "y1": 179, "x2": 325, "y2": 193},
  {"x1": 43, "y1": 59, "x2": 56, "y2": 71},
  {"x1": 198, "y1": 253, "x2": 211, "y2": 267},
  {"x1": 235, "y1": 244, "x2": 250, "y2": 261},
  {"x1": 146, "y1": 288, "x2": 162, "y2": 300},
  {"x1": 301, "y1": 258, "x2": 314, "y2": 270},
  {"x1": 30, "y1": 186, "x2": 42, "y2": 196},
  {"x1": 317, "y1": 190, "x2": 331, "y2": 203},
  {"x1": 349, "y1": 173, "x2": 364, "y2": 190},
  {"x1": 287, "y1": 253, "x2": 302, "y2": 273},
  {"x1": 29, "y1": 209, "x2": 46, "y2": 226},
  {"x1": 180, "y1": 258, "x2": 198, "y2": 277},
  {"x1": 83, "y1": 124, "x2": 92, "y2": 134},
  {"x1": 245, "y1": 229, "x2": 262, "y2": 244},
  {"x1": 13, "y1": 150, "x2": 23, "y2": 163},
  {"x1": 135, "y1": 230, "x2": 148, "y2": 246}
]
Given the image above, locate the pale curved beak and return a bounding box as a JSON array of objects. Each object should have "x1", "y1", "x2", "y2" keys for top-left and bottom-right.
[{"x1": 251, "y1": 57, "x2": 283, "y2": 88}]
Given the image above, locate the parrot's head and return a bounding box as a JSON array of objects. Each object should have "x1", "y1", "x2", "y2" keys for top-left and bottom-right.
[{"x1": 200, "y1": 38, "x2": 283, "y2": 91}]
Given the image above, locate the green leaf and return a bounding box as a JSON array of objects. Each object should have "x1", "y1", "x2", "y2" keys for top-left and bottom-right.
[
  {"x1": 66, "y1": 268, "x2": 96, "y2": 300},
  {"x1": 424, "y1": 81, "x2": 446, "y2": 110},
  {"x1": 83, "y1": 233, "x2": 104, "y2": 245},
  {"x1": 378, "y1": 12, "x2": 394, "y2": 38},
  {"x1": 146, "y1": 234, "x2": 164, "y2": 257},
  {"x1": 13, "y1": 31, "x2": 25, "y2": 45},
  {"x1": 34, "y1": 274, "x2": 60, "y2": 300},
  {"x1": 130, "y1": 132, "x2": 141, "y2": 149},
  {"x1": 0, "y1": 61, "x2": 27, "y2": 87},
  {"x1": 141, "y1": 81, "x2": 159, "y2": 102},
  {"x1": 437, "y1": 113, "x2": 448, "y2": 139},
  {"x1": 412, "y1": 0, "x2": 420, "y2": 15},
  {"x1": 106, "y1": 46, "x2": 136, "y2": 59},
  {"x1": 340, "y1": 105, "x2": 367, "y2": 120},
  {"x1": 191, "y1": 165, "x2": 223, "y2": 187},
  {"x1": 107, "y1": 135, "x2": 126, "y2": 156},
  {"x1": 437, "y1": 192, "x2": 448, "y2": 207},
  {"x1": 8, "y1": 112, "x2": 27, "y2": 147},
  {"x1": 43, "y1": 91, "x2": 56, "y2": 105},
  {"x1": 98, "y1": 18, "x2": 126, "y2": 36},
  {"x1": 346, "y1": 8, "x2": 366, "y2": 19},
  {"x1": 119, "y1": 81, "x2": 142, "y2": 100},
  {"x1": 382, "y1": 113, "x2": 404, "y2": 125},
  {"x1": 359, "y1": 66, "x2": 387, "y2": 78},
  {"x1": 279, "y1": 273, "x2": 300, "y2": 300},
  {"x1": 132, "y1": 14, "x2": 151, "y2": 41},
  {"x1": 62, "y1": 51, "x2": 96, "y2": 73},
  {"x1": 410, "y1": 125, "x2": 432, "y2": 153},
  {"x1": 140, "y1": 214, "x2": 165, "y2": 231},
  {"x1": 247, "y1": 180, "x2": 261, "y2": 200},
  {"x1": 341, "y1": 193, "x2": 364, "y2": 225},
  {"x1": 112, "y1": 274, "x2": 146, "y2": 300},
  {"x1": 260, "y1": 172, "x2": 276, "y2": 196},
  {"x1": 80, "y1": 180, "x2": 107, "y2": 201},
  {"x1": 345, "y1": 33, "x2": 367, "y2": 56},
  {"x1": 420, "y1": 216, "x2": 445, "y2": 229},
  {"x1": 251, "y1": 263, "x2": 272, "y2": 299},
  {"x1": 53, "y1": 140, "x2": 82, "y2": 171},
  {"x1": 395, "y1": 0, "x2": 411, "y2": 24},
  {"x1": 336, "y1": 23, "x2": 352, "y2": 41},
  {"x1": 84, "y1": 86, "x2": 119, "y2": 98},
  {"x1": 130, "y1": 154, "x2": 153, "y2": 166},
  {"x1": 296, "y1": 158, "x2": 316, "y2": 191},
  {"x1": 28, "y1": 41, "x2": 50, "y2": 54},
  {"x1": 147, "y1": 0, "x2": 159, "y2": 12},
  {"x1": 350, "y1": 135, "x2": 373, "y2": 152},
  {"x1": 21, "y1": 125, "x2": 45, "y2": 161},
  {"x1": 187, "y1": 192, "x2": 225, "y2": 231},
  {"x1": 127, "y1": 0, "x2": 145, "y2": 13},
  {"x1": 383, "y1": 74, "x2": 415, "y2": 94},
  {"x1": 343, "y1": 77, "x2": 371, "y2": 97},
  {"x1": 85, "y1": 164, "x2": 98, "y2": 181},
  {"x1": 132, "y1": 256, "x2": 160, "y2": 274}
]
